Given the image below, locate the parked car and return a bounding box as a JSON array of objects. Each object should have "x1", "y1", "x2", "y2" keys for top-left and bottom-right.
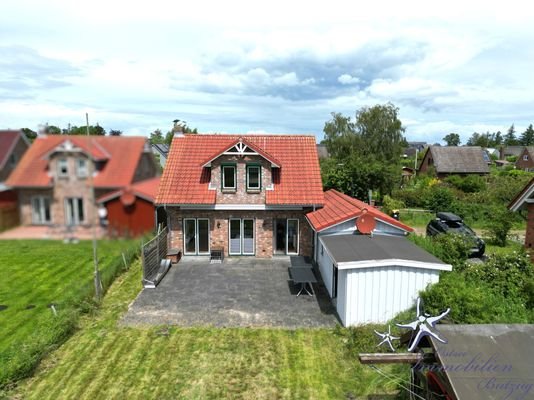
[{"x1": 426, "y1": 212, "x2": 485, "y2": 257}]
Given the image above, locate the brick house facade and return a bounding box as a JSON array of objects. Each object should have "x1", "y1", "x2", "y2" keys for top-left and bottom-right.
[
  {"x1": 509, "y1": 178, "x2": 534, "y2": 260},
  {"x1": 514, "y1": 147, "x2": 534, "y2": 171},
  {"x1": 157, "y1": 134, "x2": 324, "y2": 258},
  {"x1": 7, "y1": 136, "x2": 158, "y2": 230}
]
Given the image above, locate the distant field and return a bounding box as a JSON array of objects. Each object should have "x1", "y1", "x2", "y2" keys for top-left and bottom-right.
[
  {"x1": 12, "y1": 262, "x2": 403, "y2": 400},
  {"x1": 0, "y1": 239, "x2": 138, "y2": 387}
]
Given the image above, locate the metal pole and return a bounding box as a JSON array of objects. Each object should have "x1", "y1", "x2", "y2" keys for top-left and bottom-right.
[
  {"x1": 414, "y1": 148, "x2": 419, "y2": 179},
  {"x1": 87, "y1": 113, "x2": 102, "y2": 300}
]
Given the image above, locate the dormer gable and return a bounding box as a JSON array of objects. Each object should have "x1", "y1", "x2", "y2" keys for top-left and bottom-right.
[
  {"x1": 201, "y1": 137, "x2": 281, "y2": 168},
  {"x1": 42, "y1": 138, "x2": 110, "y2": 162}
]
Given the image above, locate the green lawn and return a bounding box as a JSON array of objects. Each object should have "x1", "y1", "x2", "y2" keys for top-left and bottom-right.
[
  {"x1": 11, "y1": 261, "x2": 404, "y2": 400},
  {"x1": 0, "y1": 239, "x2": 138, "y2": 388}
]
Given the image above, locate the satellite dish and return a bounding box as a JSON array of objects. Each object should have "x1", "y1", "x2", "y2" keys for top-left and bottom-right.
[{"x1": 356, "y1": 211, "x2": 376, "y2": 234}]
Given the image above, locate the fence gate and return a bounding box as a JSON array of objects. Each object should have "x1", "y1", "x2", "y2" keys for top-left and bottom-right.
[{"x1": 141, "y1": 226, "x2": 170, "y2": 288}]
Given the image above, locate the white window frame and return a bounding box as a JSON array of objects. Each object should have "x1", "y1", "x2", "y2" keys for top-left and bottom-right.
[
  {"x1": 183, "y1": 218, "x2": 210, "y2": 255},
  {"x1": 76, "y1": 158, "x2": 88, "y2": 178},
  {"x1": 222, "y1": 165, "x2": 237, "y2": 190},
  {"x1": 57, "y1": 158, "x2": 69, "y2": 177},
  {"x1": 31, "y1": 196, "x2": 51, "y2": 224},
  {"x1": 228, "y1": 218, "x2": 255, "y2": 256},
  {"x1": 524, "y1": 155, "x2": 529, "y2": 161},
  {"x1": 64, "y1": 197, "x2": 85, "y2": 225}
]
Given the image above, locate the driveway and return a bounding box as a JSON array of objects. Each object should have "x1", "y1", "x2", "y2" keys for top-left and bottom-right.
[{"x1": 122, "y1": 257, "x2": 339, "y2": 328}]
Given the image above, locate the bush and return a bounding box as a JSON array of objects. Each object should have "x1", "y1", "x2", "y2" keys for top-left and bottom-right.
[
  {"x1": 423, "y1": 186, "x2": 456, "y2": 213},
  {"x1": 420, "y1": 272, "x2": 530, "y2": 324},
  {"x1": 408, "y1": 233, "x2": 471, "y2": 265},
  {"x1": 484, "y1": 206, "x2": 514, "y2": 246},
  {"x1": 445, "y1": 175, "x2": 487, "y2": 193},
  {"x1": 382, "y1": 195, "x2": 405, "y2": 215}
]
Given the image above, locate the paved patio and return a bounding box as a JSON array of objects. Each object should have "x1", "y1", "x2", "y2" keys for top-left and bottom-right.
[
  {"x1": 122, "y1": 257, "x2": 339, "y2": 328},
  {"x1": 0, "y1": 225, "x2": 107, "y2": 240}
]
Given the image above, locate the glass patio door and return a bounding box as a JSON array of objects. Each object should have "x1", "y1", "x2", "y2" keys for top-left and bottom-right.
[
  {"x1": 65, "y1": 197, "x2": 84, "y2": 226},
  {"x1": 229, "y1": 218, "x2": 255, "y2": 255},
  {"x1": 31, "y1": 196, "x2": 51, "y2": 224},
  {"x1": 274, "y1": 218, "x2": 299, "y2": 255},
  {"x1": 184, "y1": 218, "x2": 210, "y2": 255}
]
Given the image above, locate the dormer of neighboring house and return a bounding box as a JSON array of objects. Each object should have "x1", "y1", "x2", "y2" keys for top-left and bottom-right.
[
  {"x1": 0, "y1": 130, "x2": 30, "y2": 187},
  {"x1": 515, "y1": 146, "x2": 534, "y2": 171}
]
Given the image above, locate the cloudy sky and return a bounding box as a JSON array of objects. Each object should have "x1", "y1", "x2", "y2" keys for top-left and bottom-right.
[{"x1": 1, "y1": 0, "x2": 533, "y2": 143}]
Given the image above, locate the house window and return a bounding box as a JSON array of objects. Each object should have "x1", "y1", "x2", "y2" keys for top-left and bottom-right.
[
  {"x1": 524, "y1": 155, "x2": 529, "y2": 161},
  {"x1": 8, "y1": 153, "x2": 17, "y2": 168},
  {"x1": 246, "y1": 165, "x2": 261, "y2": 190},
  {"x1": 332, "y1": 264, "x2": 338, "y2": 299},
  {"x1": 31, "y1": 196, "x2": 51, "y2": 224},
  {"x1": 222, "y1": 165, "x2": 236, "y2": 190},
  {"x1": 65, "y1": 198, "x2": 84, "y2": 225},
  {"x1": 57, "y1": 158, "x2": 68, "y2": 177},
  {"x1": 76, "y1": 158, "x2": 88, "y2": 178},
  {"x1": 184, "y1": 218, "x2": 210, "y2": 255}
]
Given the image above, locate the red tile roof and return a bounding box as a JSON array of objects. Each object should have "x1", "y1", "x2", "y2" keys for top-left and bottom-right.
[
  {"x1": 6, "y1": 135, "x2": 148, "y2": 188},
  {"x1": 156, "y1": 134, "x2": 324, "y2": 205},
  {"x1": 306, "y1": 189, "x2": 413, "y2": 233},
  {"x1": 0, "y1": 130, "x2": 24, "y2": 170},
  {"x1": 98, "y1": 177, "x2": 160, "y2": 204}
]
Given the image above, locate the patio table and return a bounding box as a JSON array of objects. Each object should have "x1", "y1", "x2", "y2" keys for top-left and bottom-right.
[{"x1": 289, "y1": 267, "x2": 317, "y2": 297}]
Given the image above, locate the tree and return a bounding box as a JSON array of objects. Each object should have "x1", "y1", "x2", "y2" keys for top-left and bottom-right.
[
  {"x1": 322, "y1": 112, "x2": 358, "y2": 159},
  {"x1": 504, "y1": 124, "x2": 518, "y2": 145},
  {"x1": 493, "y1": 131, "x2": 503, "y2": 146},
  {"x1": 21, "y1": 128, "x2": 37, "y2": 142},
  {"x1": 443, "y1": 133, "x2": 460, "y2": 146},
  {"x1": 43, "y1": 124, "x2": 61, "y2": 135},
  {"x1": 68, "y1": 124, "x2": 106, "y2": 135},
  {"x1": 149, "y1": 129, "x2": 165, "y2": 145},
  {"x1": 108, "y1": 129, "x2": 122, "y2": 136},
  {"x1": 520, "y1": 124, "x2": 534, "y2": 146}
]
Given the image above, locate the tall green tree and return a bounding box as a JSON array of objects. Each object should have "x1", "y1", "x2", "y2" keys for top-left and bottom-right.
[
  {"x1": 108, "y1": 129, "x2": 122, "y2": 136},
  {"x1": 68, "y1": 124, "x2": 106, "y2": 135},
  {"x1": 520, "y1": 124, "x2": 534, "y2": 146},
  {"x1": 504, "y1": 124, "x2": 518, "y2": 145},
  {"x1": 21, "y1": 128, "x2": 37, "y2": 142},
  {"x1": 443, "y1": 133, "x2": 461, "y2": 146},
  {"x1": 322, "y1": 113, "x2": 358, "y2": 159},
  {"x1": 149, "y1": 129, "x2": 165, "y2": 145}
]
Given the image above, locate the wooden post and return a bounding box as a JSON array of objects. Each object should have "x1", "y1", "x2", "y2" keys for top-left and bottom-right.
[{"x1": 358, "y1": 353, "x2": 435, "y2": 364}]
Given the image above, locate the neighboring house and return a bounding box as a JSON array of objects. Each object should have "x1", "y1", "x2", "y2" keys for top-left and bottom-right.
[
  {"x1": 403, "y1": 141, "x2": 428, "y2": 158},
  {"x1": 6, "y1": 136, "x2": 159, "y2": 230},
  {"x1": 499, "y1": 145, "x2": 524, "y2": 160},
  {"x1": 515, "y1": 146, "x2": 534, "y2": 171},
  {"x1": 0, "y1": 130, "x2": 30, "y2": 231},
  {"x1": 306, "y1": 189, "x2": 451, "y2": 325},
  {"x1": 508, "y1": 177, "x2": 534, "y2": 259},
  {"x1": 152, "y1": 143, "x2": 169, "y2": 168},
  {"x1": 0, "y1": 130, "x2": 30, "y2": 191},
  {"x1": 156, "y1": 134, "x2": 324, "y2": 258},
  {"x1": 418, "y1": 146, "x2": 490, "y2": 178},
  {"x1": 484, "y1": 147, "x2": 499, "y2": 159},
  {"x1": 98, "y1": 177, "x2": 162, "y2": 236}
]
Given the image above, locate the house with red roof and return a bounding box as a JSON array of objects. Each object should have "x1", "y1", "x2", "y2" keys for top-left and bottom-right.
[
  {"x1": 6, "y1": 135, "x2": 159, "y2": 231},
  {"x1": 157, "y1": 134, "x2": 324, "y2": 257},
  {"x1": 0, "y1": 130, "x2": 30, "y2": 190}
]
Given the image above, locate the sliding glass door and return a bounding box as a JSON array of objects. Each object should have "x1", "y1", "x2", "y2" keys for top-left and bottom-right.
[
  {"x1": 31, "y1": 196, "x2": 51, "y2": 224},
  {"x1": 183, "y1": 218, "x2": 210, "y2": 255},
  {"x1": 274, "y1": 218, "x2": 299, "y2": 255},
  {"x1": 65, "y1": 197, "x2": 84, "y2": 226},
  {"x1": 229, "y1": 218, "x2": 255, "y2": 255}
]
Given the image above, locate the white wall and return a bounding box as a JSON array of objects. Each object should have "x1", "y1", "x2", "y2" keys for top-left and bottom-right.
[
  {"x1": 343, "y1": 266, "x2": 440, "y2": 325},
  {"x1": 317, "y1": 241, "x2": 334, "y2": 297},
  {"x1": 319, "y1": 217, "x2": 405, "y2": 237}
]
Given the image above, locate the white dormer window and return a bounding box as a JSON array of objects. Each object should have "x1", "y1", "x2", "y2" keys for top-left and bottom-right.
[
  {"x1": 77, "y1": 158, "x2": 88, "y2": 178},
  {"x1": 524, "y1": 155, "x2": 529, "y2": 161},
  {"x1": 246, "y1": 165, "x2": 261, "y2": 190},
  {"x1": 222, "y1": 164, "x2": 236, "y2": 190},
  {"x1": 57, "y1": 158, "x2": 69, "y2": 177}
]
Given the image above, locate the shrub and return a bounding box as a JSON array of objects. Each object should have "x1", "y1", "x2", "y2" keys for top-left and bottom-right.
[
  {"x1": 484, "y1": 205, "x2": 514, "y2": 246},
  {"x1": 445, "y1": 175, "x2": 486, "y2": 193},
  {"x1": 382, "y1": 195, "x2": 405, "y2": 215},
  {"x1": 423, "y1": 186, "x2": 456, "y2": 213},
  {"x1": 408, "y1": 233, "x2": 471, "y2": 265}
]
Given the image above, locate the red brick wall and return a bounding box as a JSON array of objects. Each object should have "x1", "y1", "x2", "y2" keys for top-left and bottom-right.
[{"x1": 167, "y1": 208, "x2": 313, "y2": 258}]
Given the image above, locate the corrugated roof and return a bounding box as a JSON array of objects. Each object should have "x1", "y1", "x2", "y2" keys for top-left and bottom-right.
[
  {"x1": 156, "y1": 134, "x2": 324, "y2": 205},
  {"x1": 306, "y1": 189, "x2": 413, "y2": 232},
  {"x1": 6, "y1": 135, "x2": 148, "y2": 188},
  {"x1": 320, "y1": 234, "x2": 447, "y2": 266},
  {"x1": 430, "y1": 324, "x2": 534, "y2": 400},
  {"x1": 428, "y1": 146, "x2": 490, "y2": 174}
]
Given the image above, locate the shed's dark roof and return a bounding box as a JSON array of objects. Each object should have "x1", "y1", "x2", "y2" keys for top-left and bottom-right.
[
  {"x1": 428, "y1": 146, "x2": 490, "y2": 174},
  {"x1": 320, "y1": 234, "x2": 446, "y2": 265},
  {"x1": 430, "y1": 324, "x2": 534, "y2": 400}
]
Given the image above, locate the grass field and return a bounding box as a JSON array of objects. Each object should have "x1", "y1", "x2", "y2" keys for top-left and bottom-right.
[
  {"x1": 0, "y1": 239, "x2": 138, "y2": 388},
  {"x1": 11, "y1": 261, "x2": 405, "y2": 400}
]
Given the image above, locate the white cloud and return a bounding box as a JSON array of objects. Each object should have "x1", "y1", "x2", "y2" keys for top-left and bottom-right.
[{"x1": 338, "y1": 74, "x2": 360, "y2": 85}]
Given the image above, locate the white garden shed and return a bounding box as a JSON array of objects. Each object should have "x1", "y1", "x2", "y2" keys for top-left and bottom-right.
[{"x1": 317, "y1": 234, "x2": 452, "y2": 326}]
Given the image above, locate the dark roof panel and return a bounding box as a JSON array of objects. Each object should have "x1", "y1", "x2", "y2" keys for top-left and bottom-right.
[{"x1": 429, "y1": 146, "x2": 490, "y2": 174}]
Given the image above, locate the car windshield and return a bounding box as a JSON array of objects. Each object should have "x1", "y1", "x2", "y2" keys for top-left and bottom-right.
[{"x1": 444, "y1": 221, "x2": 474, "y2": 235}]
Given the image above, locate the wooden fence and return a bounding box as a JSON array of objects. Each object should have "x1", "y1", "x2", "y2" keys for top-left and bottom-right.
[{"x1": 0, "y1": 204, "x2": 19, "y2": 232}]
